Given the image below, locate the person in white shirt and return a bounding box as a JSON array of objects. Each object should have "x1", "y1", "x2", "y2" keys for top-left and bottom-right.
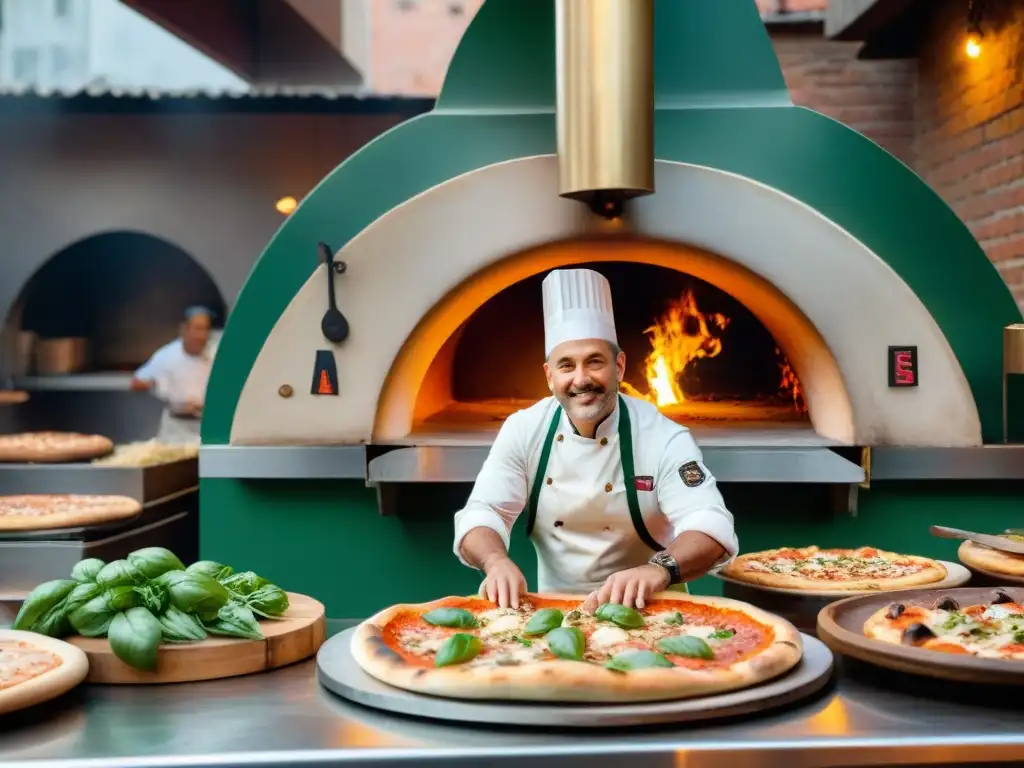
[
  {"x1": 453, "y1": 269, "x2": 738, "y2": 612},
  {"x1": 130, "y1": 306, "x2": 214, "y2": 444}
]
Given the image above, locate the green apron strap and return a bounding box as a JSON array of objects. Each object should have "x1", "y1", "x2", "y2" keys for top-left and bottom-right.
[
  {"x1": 618, "y1": 395, "x2": 667, "y2": 552},
  {"x1": 524, "y1": 405, "x2": 562, "y2": 537}
]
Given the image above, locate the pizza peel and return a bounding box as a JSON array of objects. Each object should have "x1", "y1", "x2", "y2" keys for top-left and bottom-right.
[
  {"x1": 817, "y1": 586, "x2": 1024, "y2": 685},
  {"x1": 930, "y1": 525, "x2": 1024, "y2": 554}
]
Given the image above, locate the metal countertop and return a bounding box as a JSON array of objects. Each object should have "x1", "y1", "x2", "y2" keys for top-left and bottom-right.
[{"x1": 2, "y1": 619, "x2": 1024, "y2": 768}]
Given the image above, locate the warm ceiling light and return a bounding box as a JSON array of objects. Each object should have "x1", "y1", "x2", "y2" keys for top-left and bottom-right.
[
  {"x1": 276, "y1": 196, "x2": 298, "y2": 215},
  {"x1": 965, "y1": 35, "x2": 982, "y2": 58}
]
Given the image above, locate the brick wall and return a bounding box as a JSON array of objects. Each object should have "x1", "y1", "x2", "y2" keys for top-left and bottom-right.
[{"x1": 914, "y1": 0, "x2": 1024, "y2": 306}]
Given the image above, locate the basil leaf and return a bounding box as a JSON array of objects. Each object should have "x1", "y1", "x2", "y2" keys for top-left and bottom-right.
[
  {"x1": 108, "y1": 607, "x2": 163, "y2": 670},
  {"x1": 69, "y1": 595, "x2": 116, "y2": 637},
  {"x1": 422, "y1": 607, "x2": 479, "y2": 629},
  {"x1": 604, "y1": 650, "x2": 674, "y2": 672},
  {"x1": 246, "y1": 585, "x2": 290, "y2": 618},
  {"x1": 13, "y1": 579, "x2": 78, "y2": 635},
  {"x1": 663, "y1": 612, "x2": 684, "y2": 626},
  {"x1": 595, "y1": 603, "x2": 645, "y2": 629},
  {"x1": 708, "y1": 629, "x2": 735, "y2": 640},
  {"x1": 158, "y1": 606, "x2": 208, "y2": 643},
  {"x1": 65, "y1": 582, "x2": 102, "y2": 615},
  {"x1": 126, "y1": 547, "x2": 185, "y2": 580},
  {"x1": 524, "y1": 608, "x2": 563, "y2": 636},
  {"x1": 96, "y1": 560, "x2": 144, "y2": 589},
  {"x1": 204, "y1": 601, "x2": 264, "y2": 641},
  {"x1": 155, "y1": 571, "x2": 231, "y2": 615},
  {"x1": 219, "y1": 571, "x2": 269, "y2": 597},
  {"x1": 105, "y1": 585, "x2": 142, "y2": 612},
  {"x1": 514, "y1": 636, "x2": 532, "y2": 647},
  {"x1": 546, "y1": 627, "x2": 585, "y2": 661},
  {"x1": 435, "y1": 633, "x2": 483, "y2": 667},
  {"x1": 70, "y1": 558, "x2": 106, "y2": 583},
  {"x1": 1014, "y1": 630, "x2": 1024, "y2": 644},
  {"x1": 186, "y1": 561, "x2": 234, "y2": 581},
  {"x1": 658, "y1": 635, "x2": 715, "y2": 660}
]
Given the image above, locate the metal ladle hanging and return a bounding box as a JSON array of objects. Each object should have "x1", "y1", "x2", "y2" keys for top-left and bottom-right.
[{"x1": 317, "y1": 242, "x2": 349, "y2": 343}]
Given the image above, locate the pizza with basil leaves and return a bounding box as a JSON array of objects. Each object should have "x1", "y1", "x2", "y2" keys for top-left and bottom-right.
[
  {"x1": 721, "y1": 546, "x2": 947, "y2": 592},
  {"x1": 350, "y1": 592, "x2": 802, "y2": 702}
]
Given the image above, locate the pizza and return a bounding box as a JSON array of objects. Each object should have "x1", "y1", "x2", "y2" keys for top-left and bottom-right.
[
  {"x1": 863, "y1": 590, "x2": 1024, "y2": 660},
  {"x1": 719, "y1": 546, "x2": 947, "y2": 592},
  {"x1": 91, "y1": 440, "x2": 199, "y2": 467},
  {"x1": 0, "y1": 630, "x2": 89, "y2": 715},
  {"x1": 0, "y1": 494, "x2": 142, "y2": 532},
  {"x1": 351, "y1": 592, "x2": 803, "y2": 702},
  {"x1": 957, "y1": 537, "x2": 1024, "y2": 578},
  {"x1": 0, "y1": 432, "x2": 114, "y2": 463}
]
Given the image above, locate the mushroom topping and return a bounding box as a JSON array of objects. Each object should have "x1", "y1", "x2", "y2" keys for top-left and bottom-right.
[
  {"x1": 935, "y1": 596, "x2": 960, "y2": 611},
  {"x1": 991, "y1": 590, "x2": 1015, "y2": 605},
  {"x1": 887, "y1": 603, "x2": 906, "y2": 619},
  {"x1": 901, "y1": 622, "x2": 937, "y2": 646}
]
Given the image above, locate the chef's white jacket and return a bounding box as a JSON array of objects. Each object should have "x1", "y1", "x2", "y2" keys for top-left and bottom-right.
[{"x1": 452, "y1": 394, "x2": 739, "y2": 593}]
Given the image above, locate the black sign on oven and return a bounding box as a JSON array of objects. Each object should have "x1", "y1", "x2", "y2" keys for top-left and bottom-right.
[{"x1": 888, "y1": 346, "x2": 918, "y2": 388}]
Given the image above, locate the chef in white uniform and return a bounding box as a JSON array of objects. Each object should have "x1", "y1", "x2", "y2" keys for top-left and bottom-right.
[
  {"x1": 453, "y1": 269, "x2": 738, "y2": 611},
  {"x1": 130, "y1": 306, "x2": 214, "y2": 444}
]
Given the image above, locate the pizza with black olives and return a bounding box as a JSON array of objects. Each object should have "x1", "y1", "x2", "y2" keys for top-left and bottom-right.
[{"x1": 350, "y1": 592, "x2": 802, "y2": 702}]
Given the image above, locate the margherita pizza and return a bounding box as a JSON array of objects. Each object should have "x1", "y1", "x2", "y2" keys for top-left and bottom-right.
[
  {"x1": 0, "y1": 432, "x2": 113, "y2": 463},
  {"x1": 957, "y1": 537, "x2": 1024, "y2": 579},
  {"x1": 0, "y1": 630, "x2": 89, "y2": 715},
  {"x1": 864, "y1": 591, "x2": 1024, "y2": 660},
  {"x1": 351, "y1": 592, "x2": 803, "y2": 702},
  {"x1": 720, "y1": 546, "x2": 947, "y2": 592},
  {"x1": 0, "y1": 494, "x2": 142, "y2": 532}
]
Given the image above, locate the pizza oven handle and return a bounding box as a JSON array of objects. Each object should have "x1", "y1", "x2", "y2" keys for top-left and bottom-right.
[{"x1": 317, "y1": 242, "x2": 350, "y2": 344}]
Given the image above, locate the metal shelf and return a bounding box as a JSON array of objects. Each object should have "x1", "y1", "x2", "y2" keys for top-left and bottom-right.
[{"x1": 12, "y1": 372, "x2": 133, "y2": 392}]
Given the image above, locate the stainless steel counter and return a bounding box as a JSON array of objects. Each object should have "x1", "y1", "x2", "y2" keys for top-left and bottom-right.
[{"x1": 1, "y1": 624, "x2": 1023, "y2": 768}]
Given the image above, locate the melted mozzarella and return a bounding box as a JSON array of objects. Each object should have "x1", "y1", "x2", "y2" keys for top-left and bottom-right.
[
  {"x1": 589, "y1": 626, "x2": 630, "y2": 650},
  {"x1": 678, "y1": 624, "x2": 719, "y2": 640},
  {"x1": 481, "y1": 614, "x2": 522, "y2": 636}
]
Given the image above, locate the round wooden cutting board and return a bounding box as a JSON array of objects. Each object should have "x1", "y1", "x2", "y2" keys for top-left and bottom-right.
[
  {"x1": 68, "y1": 592, "x2": 326, "y2": 684},
  {"x1": 0, "y1": 630, "x2": 89, "y2": 714}
]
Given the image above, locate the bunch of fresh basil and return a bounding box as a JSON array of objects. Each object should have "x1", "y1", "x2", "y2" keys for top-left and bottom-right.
[{"x1": 12, "y1": 547, "x2": 290, "y2": 671}]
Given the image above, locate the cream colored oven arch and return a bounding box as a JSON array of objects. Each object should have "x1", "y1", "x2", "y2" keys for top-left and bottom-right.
[{"x1": 231, "y1": 157, "x2": 981, "y2": 448}]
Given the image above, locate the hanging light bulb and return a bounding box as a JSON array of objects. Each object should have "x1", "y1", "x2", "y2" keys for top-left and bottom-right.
[
  {"x1": 965, "y1": 35, "x2": 983, "y2": 58},
  {"x1": 275, "y1": 196, "x2": 298, "y2": 215},
  {"x1": 964, "y1": 0, "x2": 984, "y2": 59}
]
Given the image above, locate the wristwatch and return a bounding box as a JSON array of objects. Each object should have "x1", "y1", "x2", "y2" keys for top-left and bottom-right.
[{"x1": 648, "y1": 551, "x2": 681, "y2": 585}]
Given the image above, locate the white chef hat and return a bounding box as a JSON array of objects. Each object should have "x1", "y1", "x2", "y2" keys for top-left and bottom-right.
[{"x1": 542, "y1": 268, "x2": 618, "y2": 357}]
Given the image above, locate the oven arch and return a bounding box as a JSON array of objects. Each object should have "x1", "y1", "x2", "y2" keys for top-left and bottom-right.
[{"x1": 231, "y1": 157, "x2": 981, "y2": 448}]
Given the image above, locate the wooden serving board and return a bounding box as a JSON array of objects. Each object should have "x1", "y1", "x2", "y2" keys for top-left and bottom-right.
[
  {"x1": 817, "y1": 586, "x2": 1024, "y2": 685},
  {"x1": 0, "y1": 630, "x2": 89, "y2": 714},
  {"x1": 67, "y1": 592, "x2": 325, "y2": 684}
]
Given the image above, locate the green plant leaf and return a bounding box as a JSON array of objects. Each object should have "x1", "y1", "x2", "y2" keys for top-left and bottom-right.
[
  {"x1": 126, "y1": 547, "x2": 185, "y2": 580},
  {"x1": 604, "y1": 650, "x2": 674, "y2": 672},
  {"x1": 523, "y1": 608, "x2": 563, "y2": 636},
  {"x1": 108, "y1": 607, "x2": 163, "y2": 670},
  {"x1": 155, "y1": 571, "x2": 231, "y2": 615},
  {"x1": 663, "y1": 612, "x2": 684, "y2": 626},
  {"x1": 95, "y1": 560, "x2": 144, "y2": 589},
  {"x1": 105, "y1": 585, "x2": 142, "y2": 612},
  {"x1": 69, "y1": 595, "x2": 116, "y2": 637},
  {"x1": 158, "y1": 606, "x2": 207, "y2": 642},
  {"x1": 70, "y1": 558, "x2": 106, "y2": 583},
  {"x1": 246, "y1": 585, "x2": 289, "y2": 618},
  {"x1": 434, "y1": 633, "x2": 483, "y2": 667},
  {"x1": 595, "y1": 603, "x2": 645, "y2": 629},
  {"x1": 219, "y1": 571, "x2": 269, "y2": 597},
  {"x1": 545, "y1": 627, "x2": 585, "y2": 661},
  {"x1": 421, "y1": 607, "x2": 479, "y2": 629},
  {"x1": 657, "y1": 635, "x2": 715, "y2": 660},
  {"x1": 186, "y1": 561, "x2": 233, "y2": 581},
  {"x1": 64, "y1": 582, "x2": 102, "y2": 615},
  {"x1": 203, "y1": 601, "x2": 263, "y2": 641},
  {"x1": 708, "y1": 629, "x2": 735, "y2": 640},
  {"x1": 12, "y1": 579, "x2": 78, "y2": 636}
]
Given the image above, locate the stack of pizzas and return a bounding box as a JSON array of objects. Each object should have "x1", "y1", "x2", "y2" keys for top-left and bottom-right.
[{"x1": 0, "y1": 431, "x2": 140, "y2": 533}]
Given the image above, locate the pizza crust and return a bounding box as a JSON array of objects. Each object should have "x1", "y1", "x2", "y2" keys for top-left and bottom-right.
[
  {"x1": 0, "y1": 495, "x2": 142, "y2": 531},
  {"x1": 721, "y1": 547, "x2": 947, "y2": 592},
  {"x1": 351, "y1": 592, "x2": 803, "y2": 703},
  {"x1": 958, "y1": 540, "x2": 1024, "y2": 577},
  {"x1": 0, "y1": 630, "x2": 89, "y2": 715},
  {"x1": 0, "y1": 432, "x2": 114, "y2": 463}
]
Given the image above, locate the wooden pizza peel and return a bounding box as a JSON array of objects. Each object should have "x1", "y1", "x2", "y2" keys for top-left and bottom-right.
[
  {"x1": 67, "y1": 592, "x2": 326, "y2": 684},
  {"x1": 0, "y1": 630, "x2": 89, "y2": 715},
  {"x1": 712, "y1": 560, "x2": 970, "y2": 635},
  {"x1": 817, "y1": 586, "x2": 1024, "y2": 685}
]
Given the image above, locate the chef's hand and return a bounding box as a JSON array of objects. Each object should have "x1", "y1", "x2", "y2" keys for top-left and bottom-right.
[
  {"x1": 583, "y1": 564, "x2": 670, "y2": 613},
  {"x1": 478, "y1": 554, "x2": 527, "y2": 610}
]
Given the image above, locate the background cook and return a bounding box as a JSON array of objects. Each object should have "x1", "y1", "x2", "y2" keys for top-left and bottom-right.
[
  {"x1": 130, "y1": 305, "x2": 214, "y2": 444},
  {"x1": 453, "y1": 268, "x2": 738, "y2": 611}
]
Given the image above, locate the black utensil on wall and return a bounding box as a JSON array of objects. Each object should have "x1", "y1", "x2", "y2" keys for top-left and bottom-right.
[{"x1": 317, "y1": 242, "x2": 349, "y2": 343}]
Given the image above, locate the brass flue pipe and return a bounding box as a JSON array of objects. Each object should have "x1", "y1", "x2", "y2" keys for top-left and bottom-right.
[{"x1": 555, "y1": 0, "x2": 655, "y2": 218}]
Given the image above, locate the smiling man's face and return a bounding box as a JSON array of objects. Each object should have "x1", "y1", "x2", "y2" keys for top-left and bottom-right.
[{"x1": 544, "y1": 339, "x2": 626, "y2": 428}]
